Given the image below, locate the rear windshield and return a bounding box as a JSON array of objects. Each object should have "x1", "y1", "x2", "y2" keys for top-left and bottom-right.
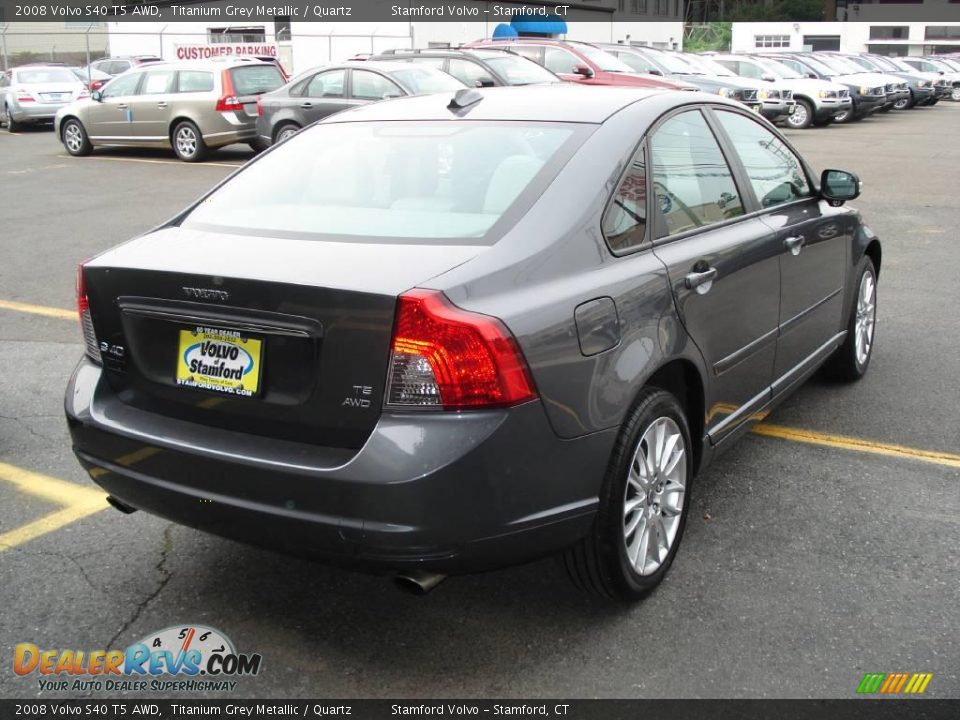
[
  {"x1": 483, "y1": 55, "x2": 558, "y2": 85},
  {"x1": 229, "y1": 65, "x2": 284, "y2": 95},
  {"x1": 183, "y1": 121, "x2": 583, "y2": 243},
  {"x1": 389, "y1": 67, "x2": 464, "y2": 94},
  {"x1": 16, "y1": 68, "x2": 77, "y2": 84}
]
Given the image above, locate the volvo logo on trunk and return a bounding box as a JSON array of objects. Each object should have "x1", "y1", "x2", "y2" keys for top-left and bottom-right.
[{"x1": 183, "y1": 287, "x2": 230, "y2": 301}]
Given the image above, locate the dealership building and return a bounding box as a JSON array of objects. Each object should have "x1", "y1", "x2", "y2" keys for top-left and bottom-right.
[
  {"x1": 731, "y1": 20, "x2": 960, "y2": 56},
  {"x1": 102, "y1": 1, "x2": 685, "y2": 75}
]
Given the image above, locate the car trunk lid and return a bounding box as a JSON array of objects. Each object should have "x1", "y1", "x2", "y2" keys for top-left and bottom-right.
[{"x1": 83, "y1": 225, "x2": 482, "y2": 449}]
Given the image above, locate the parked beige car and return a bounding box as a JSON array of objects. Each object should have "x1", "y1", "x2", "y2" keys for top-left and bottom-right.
[{"x1": 54, "y1": 59, "x2": 285, "y2": 161}]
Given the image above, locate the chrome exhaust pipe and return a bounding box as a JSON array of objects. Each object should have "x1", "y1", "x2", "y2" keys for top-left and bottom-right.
[
  {"x1": 393, "y1": 570, "x2": 446, "y2": 595},
  {"x1": 105, "y1": 495, "x2": 138, "y2": 514}
]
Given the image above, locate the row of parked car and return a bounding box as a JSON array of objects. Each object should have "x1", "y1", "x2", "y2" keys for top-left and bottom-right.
[{"x1": 1, "y1": 39, "x2": 957, "y2": 161}]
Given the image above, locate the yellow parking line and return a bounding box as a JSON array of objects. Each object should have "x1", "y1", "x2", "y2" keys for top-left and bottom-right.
[
  {"x1": 0, "y1": 461, "x2": 104, "y2": 506},
  {"x1": 752, "y1": 424, "x2": 960, "y2": 469},
  {"x1": 0, "y1": 462, "x2": 108, "y2": 552},
  {"x1": 0, "y1": 299, "x2": 74, "y2": 320},
  {"x1": 0, "y1": 498, "x2": 106, "y2": 552},
  {"x1": 57, "y1": 154, "x2": 243, "y2": 169}
]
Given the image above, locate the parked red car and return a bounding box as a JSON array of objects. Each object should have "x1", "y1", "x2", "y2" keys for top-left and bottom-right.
[{"x1": 464, "y1": 39, "x2": 695, "y2": 91}]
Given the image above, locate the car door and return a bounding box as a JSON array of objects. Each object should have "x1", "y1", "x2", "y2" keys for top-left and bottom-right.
[
  {"x1": 648, "y1": 108, "x2": 781, "y2": 443},
  {"x1": 712, "y1": 109, "x2": 847, "y2": 388},
  {"x1": 127, "y1": 68, "x2": 176, "y2": 140},
  {"x1": 299, "y1": 69, "x2": 352, "y2": 124},
  {"x1": 85, "y1": 72, "x2": 143, "y2": 139}
]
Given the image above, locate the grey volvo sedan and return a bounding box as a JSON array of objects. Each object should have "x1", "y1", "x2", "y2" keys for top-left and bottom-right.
[{"x1": 66, "y1": 85, "x2": 880, "y2": 600}]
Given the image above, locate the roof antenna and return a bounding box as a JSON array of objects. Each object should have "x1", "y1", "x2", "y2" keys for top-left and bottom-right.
[{"x1": 448, "y1": 88, "x2": 484, "y2": 113}]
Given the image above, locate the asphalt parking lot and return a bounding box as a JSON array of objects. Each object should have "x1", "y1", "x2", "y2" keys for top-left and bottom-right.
[{"x1": 1, "y1": 105, "x2": 958, "y2": 700}]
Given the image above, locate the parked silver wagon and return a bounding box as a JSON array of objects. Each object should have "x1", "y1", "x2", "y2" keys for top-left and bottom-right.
[{"x1": 55, "y1": 59, "x2": 285, "y2": 161}]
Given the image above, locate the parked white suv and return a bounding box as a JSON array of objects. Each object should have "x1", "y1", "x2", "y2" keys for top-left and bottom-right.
[{"x1": 711, "y1": 54, "x2": 852, "y2": 129}]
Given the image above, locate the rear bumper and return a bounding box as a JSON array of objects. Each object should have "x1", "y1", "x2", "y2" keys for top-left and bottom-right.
[
  {"x1": 9, "y1": 101, "x2": 69, "y2": 122},
  {"x1": 65, "y1": 358, "x2": 613, "y2": 574}
]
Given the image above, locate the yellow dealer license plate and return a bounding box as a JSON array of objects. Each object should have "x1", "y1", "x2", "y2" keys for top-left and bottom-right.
[{"x1": 176, "y1": 326, "x2": 262, "y2": 397}]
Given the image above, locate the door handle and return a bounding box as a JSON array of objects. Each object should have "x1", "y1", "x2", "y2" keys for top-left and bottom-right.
[
  {"x1": 685, "y1": 267, "x2": 718, "y2": 293},
  {"x1": 784, "y1": 235, "x2": 806, "y2": 255},
  {"x1": 299, "y1": 102, "x2": 313, "y2": 109},
  {"x1": 116, "y1": 103, "x2": 128, "y2": 109},
  {"x1": 157, "y1": 102, "x2": 168, "y2": 108}
]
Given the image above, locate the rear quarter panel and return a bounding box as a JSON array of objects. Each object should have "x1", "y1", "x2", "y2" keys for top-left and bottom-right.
[{"x1": 429, "y1": 93, "x2": 709, "y2": 440}]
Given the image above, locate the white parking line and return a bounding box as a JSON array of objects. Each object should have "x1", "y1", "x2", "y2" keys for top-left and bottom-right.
[{"x1": 56, "y1": 154, "x2": 244, "y2": 169}]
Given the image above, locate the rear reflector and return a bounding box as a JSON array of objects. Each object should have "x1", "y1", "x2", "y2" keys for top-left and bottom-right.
[
  {"x1": 76, "y1": 264, "x2": 100, "y2": 364},
  {"x1": 386, "y1": 289, "x2": 536, "y2": 410}
]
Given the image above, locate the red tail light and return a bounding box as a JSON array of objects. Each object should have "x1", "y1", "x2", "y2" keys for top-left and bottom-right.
[
  {"x1": 215, "y1": 69, "x2": 243, "y2": 112},
  {"x1": 256, "y1": 95, "x2": 263, "y2": 116},
  {"x1": 386, "y1": 289, "x2": 537, "y2": 410},
  {"x1": 76, "y1": 263, "x2": 100, "y2": 364},
  {"x1": 16, "y1": 91, "x2": 35, "y2": 103}
]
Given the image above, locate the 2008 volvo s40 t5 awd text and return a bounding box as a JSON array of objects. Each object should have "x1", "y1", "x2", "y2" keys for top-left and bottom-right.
[{"x1": 66, "y1": 85, "x2": 880, "y2": 600}]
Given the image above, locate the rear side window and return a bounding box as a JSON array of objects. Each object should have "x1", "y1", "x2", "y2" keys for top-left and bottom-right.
[
  {"x1": 141, "y1": 70, "x2": 175, "y2": 95},
  {"x1": 183, "y1": 122, "x2": 582, "y2": 243},
  {"x1": 649, "y1": 110, "x2": 744, "y2": 238},
  {"x1": 509, "y1": 45, "x2": 543, "y2": 64},
  {"x1": 603, "y1": 144, "x2": 648, "y2": 252},
  {"x1": 108, "y1": 61, "x2": 131, "y2": 75},
  {"x1": 714, "y1": 110, "x2": 811, "y2": 208},
  {"x1": 177, "y1": 71, "x2": 214, "y2": 93},
  {"x1": 229, "y1": 65, "x2": 284, "y2": 95},
  {"x1": 388, "y1": 67, "x2": 464, "y2": 94}
]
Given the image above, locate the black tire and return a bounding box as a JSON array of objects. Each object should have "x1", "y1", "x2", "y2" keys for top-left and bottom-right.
[
  {"x1": 785, "y1": 98, "x2": 814, "y2": 129},
  {"x1": 61, "y1": 118, "x2": 93, "y2": 156},
  {"x1": 248, "y1": 137, "x2": 270, "y2": 154},
  {"x1": 833, "y1": 105, "x2": 855, "y2": 123},
  {"x1": 825, "y1": 258, "x2": 877, "y2": 382},
  {"x1": 4, "y1": 104, "x2": 22, "y2": 133},
  {"x1": 171, "y1": 120, "x2": 207, "y2": 162},
  {"x1": 562, "y1": 387, "x2": 694, "y2": 601},
  {"x1": 273, "y1": 122, "x2": 300, "y2": 145}
]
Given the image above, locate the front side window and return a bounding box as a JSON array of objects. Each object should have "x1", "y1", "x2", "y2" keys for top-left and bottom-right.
[
  {"x1": 544, "y1": 47, "x2": 581, "y2": 74},
  {"x1": 389, "y1": 67, "x2": 464, "y2": 95},
  {"x1": 141, "y1": 70, "x2": 175, "y2": 95},
  {"x1": 483, "y1": 54, "x2": 558, "y2": 85},
  {"x1": 101, "y1": 72, "x2": 141, "y2": 99},
  {"x1": 509, "y1": 45, "x2": 543, "y2": 64},
  {"x1": 447, "y1": 58, "x2": 496, "y2": 87},
  {"x1": 305, "y1": 70, "x2": 345, "y2": 98},
  {"x1": 649, "y1": 110, "x2": 744, "y2": 238},
  {"x1": 351, "y1": 70, "x2": 402, "y2": 100},
  {"x1": 183, "y1": 122, "x2": 581, "y2": 243},
  {"x1": 714, "y1": 110, "x2": 811, "y2": 209},
  {"x1": 603, "y1": 144, "x2": 647, "y2": 252}
]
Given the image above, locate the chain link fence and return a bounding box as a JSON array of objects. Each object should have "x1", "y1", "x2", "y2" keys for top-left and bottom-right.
[{"x1": 0, "y1": 25, "x2": 416, "y2": 74}]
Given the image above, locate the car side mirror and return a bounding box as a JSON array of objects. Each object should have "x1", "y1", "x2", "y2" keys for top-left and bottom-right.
[
  {"x1": 807, "y1": 72, "x2": 817, "y2": 79},
  {"x1": 761, "y1": 73, "x2": 776, "y2": 82},
  {"x1": 573, "y1": 64, "x2": 594, "y2": 78},
  {"x1": 381, "y1": 91, "x2": 402, "y2": 100},
  {"x1": 820, "y1": 169, "x2": 861, "y2": 206},
  {"x1": 91, "y1": 90, "x2": 102, "y2": 102}
]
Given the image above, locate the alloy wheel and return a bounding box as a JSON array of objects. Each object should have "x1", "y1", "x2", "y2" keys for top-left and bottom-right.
[
  {"x1": 893, "y1": 97, "x2": 910, "y2": 110},
  {"x1": 787, "y1": 103, "x2": 809, "y2": 128},
  {"x1": 622, "y1": 417, "x2": 687, "y2": 577},
  {"x1": 175, "y1": 126, "x2": 198, "y2": 158},
  {"x1": 854, "y1": 269, "x2": 876, "y2": 367},
  {"x1": 64, "y1": 123, "x2": 84, "y2": 153},
  {"x1": 277, "y1": 126, "x2": 298, "y2": 143}
]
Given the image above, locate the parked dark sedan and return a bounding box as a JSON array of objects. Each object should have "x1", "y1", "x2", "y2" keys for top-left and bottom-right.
[
  {"x1": 370, "y1": 47, "x2": 561, "y2": 87},
  {"x1": 255, "y1": 60, "x2": 465, "y2": 146},
  {"x1": 67, "y1": 85, "x2": 880, "y2": 600}
]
